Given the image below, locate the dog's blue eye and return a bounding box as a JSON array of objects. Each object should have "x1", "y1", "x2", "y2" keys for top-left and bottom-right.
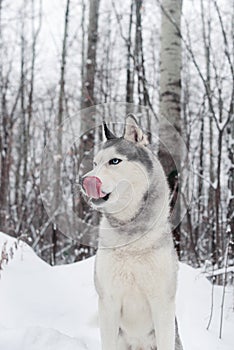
[{"x1": 109, "y1": 158, "x2": 122, "y2": 165}]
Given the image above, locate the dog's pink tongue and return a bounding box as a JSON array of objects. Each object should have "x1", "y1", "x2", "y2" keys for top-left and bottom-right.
[{"x1": 83, "y1": 176, "x2": 106, "y2": 199}]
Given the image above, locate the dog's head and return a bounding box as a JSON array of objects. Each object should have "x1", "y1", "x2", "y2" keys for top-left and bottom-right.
[{"x1": 81, "y1": 115, "x2": 153, "y2": 217}]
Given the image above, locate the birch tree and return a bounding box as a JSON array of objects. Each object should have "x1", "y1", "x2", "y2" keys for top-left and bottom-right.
[{"x1": 158, "y1": 0, "x2": 182, "y2": 255}]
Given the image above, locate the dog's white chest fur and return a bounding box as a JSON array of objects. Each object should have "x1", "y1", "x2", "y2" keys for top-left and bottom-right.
[{"x1": 95, "y1": 242, "x2": 177, "y2": 349}]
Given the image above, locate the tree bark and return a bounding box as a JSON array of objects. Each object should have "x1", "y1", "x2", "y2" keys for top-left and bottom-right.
[
  {"x1": 81, "y1": 0, "x2": 100, "y2": 111},
  {"x1": 0, "y1": 85, "x2": 11, "y2": 233},
  {"x1": 159, "y1": 0, "x2": 182, "y2": 256},
  {"x1": 227, "y1": 0, "x2": 234, "y2": 264},
  {"x1": 126, "y1": 0, "x2": 134, "y2": 104},
  {"x1": 79, "y1": 0, "x2": 100, "y2": 170},
  {"x1": 52, "y1": 0, "x2": 70, "y2": 265}
]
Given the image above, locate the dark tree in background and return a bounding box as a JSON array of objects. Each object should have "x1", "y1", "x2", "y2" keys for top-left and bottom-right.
[
  {"x1": 52, "y1": 0, "x2": 71, "y2": 265},
  {"x1": 78, "y1": 0, "x2": 100, "y2": 216}
]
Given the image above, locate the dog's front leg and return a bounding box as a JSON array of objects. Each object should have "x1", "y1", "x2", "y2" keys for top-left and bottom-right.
[
  {"x1": 98, "y1": 297, "x2": 120, "y2": 350},
  {"x1": 150, "y1": 298, "x2": 175, "y2": 350}
]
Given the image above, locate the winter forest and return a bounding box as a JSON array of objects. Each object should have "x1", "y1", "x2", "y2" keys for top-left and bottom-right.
[
  {"x1": 0, "y1": 0, "x2": 233, "y2": 284},
  {"x1": 0, "y1": 0, "x2": 234, "y2": 350}
]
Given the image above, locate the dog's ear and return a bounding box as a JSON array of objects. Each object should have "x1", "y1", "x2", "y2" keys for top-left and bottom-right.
[
  {"x1": 102, "y1": 122, "x2": 117, "y2": 142},
  {"x1": 123, "y1": 114, "x2": 149, "y2": 146}
]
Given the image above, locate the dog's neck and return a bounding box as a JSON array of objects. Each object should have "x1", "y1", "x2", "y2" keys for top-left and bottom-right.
[
  {"x1": 98, "y1": 172, "x2": 171, "y2": 249},
  {"x1": 104, "y1": 185, "x2": 148, "y2": 224},
  {"x1": 104, "y1": 190, "x2": 148, "y2": 227}
]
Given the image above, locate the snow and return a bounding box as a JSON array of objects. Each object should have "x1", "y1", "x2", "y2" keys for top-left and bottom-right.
[{"x1": 0, "y1": 232, "x2": 233, "y2": 350}]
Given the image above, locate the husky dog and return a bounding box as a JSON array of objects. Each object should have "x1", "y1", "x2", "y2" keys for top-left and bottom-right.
[{"x1": 82, "y1": 115, "x2": 183, "y2": 350}]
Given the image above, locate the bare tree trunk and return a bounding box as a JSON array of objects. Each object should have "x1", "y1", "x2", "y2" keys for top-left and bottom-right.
[
  {"x1": 227, "y1": 113, "x2": 234, "y2": 262},
  {"x1": 81, "y1": 0, "x2": 100, "y2": 110},
  {"x1": 0, "y1": 85, "x2": 11, "y2": 233},
  {"x1": 28, "y1": 0, "x2": 42, "y2": 148},
  {"x1": 134, "y1": 0, "x2": 155, "y2": 127},
  {"x1": 81, "y1": 0, "x2": 86, "y2": 86},
  {"x1": 215, "y1": 129, "x2": 223, "y2": 268},
  {"x1": 227, "y1": 0, "x2": 234, "y2": 264},
  {"x1": 25, "y1": 0, "x2": 42, "y2": 239},
  {"x1": 15, "y1": 2, "x2": 27, "y2": 234},
  {"x1": 158, "y1": 0, "x2": 182, "y2": 256},
  {"x1": 134, "y1": 0, "x2": 143, "y2": 105},
  {"x1": 78, "y1": 0, "x2": 100, "y2": 219},
  {"x1": 126, "y1": 0, "x2": 134, "y2": 104},
  {"x1": 79, "y1": 0, "x2": 100, "y2": 167},
  {"x1": 0, "y1": 0, "x2": 8, "y2": 233},
  {"x1": 194, "y1": 108, "x2": 204, "y2": 246},
  {"x1": 52, "y1": 0, "x2": 70, "y2": 265},
  {"x1": 201, "y1": 0, "x2": 216, "y2": 265}
]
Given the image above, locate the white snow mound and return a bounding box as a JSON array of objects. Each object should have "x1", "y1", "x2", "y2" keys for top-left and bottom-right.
[{"x1": 0, "y1": 232, "x2": 233, "y2": 350}]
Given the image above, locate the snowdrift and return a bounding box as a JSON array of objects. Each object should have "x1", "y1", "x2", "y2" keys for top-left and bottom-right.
[{"x1": 0, "y1": 232, "x2": 233, "y2": 350}]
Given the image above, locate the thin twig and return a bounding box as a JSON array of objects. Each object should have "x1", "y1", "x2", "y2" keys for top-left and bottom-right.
[
  {"x1": 219, "y1": 239, "x2": 230, "y2": 339},
  {"x1": 207, "y1": 263, "x2": 215, "y2": 330}
]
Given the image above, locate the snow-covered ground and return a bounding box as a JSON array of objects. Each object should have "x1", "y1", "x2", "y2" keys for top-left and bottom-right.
[{"x1": 0, "y1": 232, "x2": 233, "y2": 350}]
